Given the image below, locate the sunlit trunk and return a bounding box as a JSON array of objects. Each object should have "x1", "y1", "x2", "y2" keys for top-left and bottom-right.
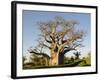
[
  {"x1": 50, "y1": 52, "x2": 64, "y2": 66},
  {"x1": 49, "y1": 48, "x2": 72, "y2": 66},
  {"x1": 50, "y1": 51, "x2": 59, "y2": 66},
  {"x1": 49, "y1": 43, "x2": 71, "y2": 66}
]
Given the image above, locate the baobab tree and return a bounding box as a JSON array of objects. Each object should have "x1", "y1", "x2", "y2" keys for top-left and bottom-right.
[{"x1": 37, "y1": 16, "x2": 85, "y2": 66}]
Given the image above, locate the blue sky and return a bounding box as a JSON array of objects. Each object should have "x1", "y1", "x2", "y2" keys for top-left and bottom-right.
[{"x1": 22, "y1": 10, "x2": 91, "y2": 57}]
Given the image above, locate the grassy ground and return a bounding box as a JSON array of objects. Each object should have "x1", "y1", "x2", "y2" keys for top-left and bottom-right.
[
  {"x1": 77, "y1": 57, "x2": 91, "y2": 66},
  {"x1": 23, "y1": 58, "x2": 91, "y2": 69}
]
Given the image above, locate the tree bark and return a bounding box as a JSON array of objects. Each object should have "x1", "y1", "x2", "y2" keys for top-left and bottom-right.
[
  {"x1": 58, "y1": 53, "x2": 64, "y2": 65},
  {"x1": 58, "y1": 48, "x2": 76, "y2": 65},
  {"x1": 50, "y1": 51, "x2": 59, "y2": 66},
  {"x1": 50, "y1": 44, "x2": 76, "y2": 66}
]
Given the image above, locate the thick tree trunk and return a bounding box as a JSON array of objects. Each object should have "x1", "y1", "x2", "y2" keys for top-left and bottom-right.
[
  {"x1": 50, "y1": 48, "x2": 74, "y2": 66},
  {"x1": 50, "y1": 53, "x2": 64, "y2": 66},
  {"x1": 50, "y1": 52, "x2": 59, "y2": 66},
  {"x1": 58, "y1": 48, "x2": 75, "y2": 65},
  {"x1": 58, "y1": 53, "x2": 64, "y2": 65}
]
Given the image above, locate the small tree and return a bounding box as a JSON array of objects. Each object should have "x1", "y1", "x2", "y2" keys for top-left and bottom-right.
[
  {"x1": 28, "y1": 45, "x2": 50, "y2": 66},
  {"x1": 73, "y1": 52, "x2": 81, "y2": 60},
  {"x1": 23, "y1": 56, "x2": 26, "y2": 64}
]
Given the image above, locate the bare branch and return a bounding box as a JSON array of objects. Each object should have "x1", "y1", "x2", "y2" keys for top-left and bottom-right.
[
  {"x1": 29, "y1": 49, "x2": 50, "y2": 59},
  {"x1": 38, "y1": 39, "x2": 51, "y2": 49},
  {"x1": 63, "y1": 47, "x2": 76, "y2": 54},
  {"x1": 73, "y1": 43, "x2": 84, "y2": 48},
  {"x1": 39, "y1": 34, "x2": 52, "y2": 44}
]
